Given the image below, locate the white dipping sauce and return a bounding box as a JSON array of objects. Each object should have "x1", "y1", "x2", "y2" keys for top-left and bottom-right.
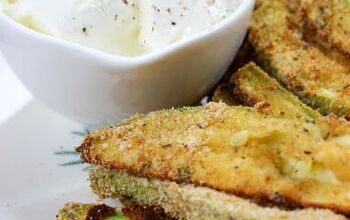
[{"x1": 1, "y1": 0, "x2": 241, "y2": 56}]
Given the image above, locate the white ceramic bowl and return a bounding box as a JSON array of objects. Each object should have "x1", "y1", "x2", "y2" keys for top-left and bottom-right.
[{"x1": 0, "y1": 0, "x2": 255, "y2": 125}]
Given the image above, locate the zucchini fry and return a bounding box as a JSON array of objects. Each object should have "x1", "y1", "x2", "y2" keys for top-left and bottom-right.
[
  {"x1": 78, "y1": 102, "x2": 350, "y2": 214},
  {"x1": 90, "y1": 167, "x2": 345, "y2": 220},
  {"x1": 211, "y1": 63, "x2": 318, "y2": 121},
  {"x1": 249, "y1": 0, "x2": 350, "y2": 117},
  {"x1": 231, "y1": 62, "x2": 319, "y2": 120}
]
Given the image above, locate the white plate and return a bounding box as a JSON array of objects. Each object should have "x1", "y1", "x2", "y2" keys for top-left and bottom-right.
[{"x1": 0, "y1": 54, "x2": 119, "y2": 220}]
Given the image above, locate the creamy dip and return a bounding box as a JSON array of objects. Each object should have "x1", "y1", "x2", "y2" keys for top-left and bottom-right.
[{"x1": 1, "y1": 0, "x2": 241, "y2": 56}]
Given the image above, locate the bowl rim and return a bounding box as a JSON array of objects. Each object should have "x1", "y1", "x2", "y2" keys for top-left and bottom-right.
[{"x1": 0, "y1": 0, "x2": 255, "y2": 65}]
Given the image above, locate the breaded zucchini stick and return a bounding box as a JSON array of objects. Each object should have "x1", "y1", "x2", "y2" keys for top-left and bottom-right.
[
  {"x1": 249, "y1": 0, "x2": 350, "y2": 117},
  {"x1": 78, "y1": 102, "x2": 350, "y2": 214},
  {"x1": 212, "y1": 62, "x2": 319, "y2": 120},
  {"x1": 230, "y1": 62, "x2": 319, "y2": 120},
  {"x1": 89, "y1": 167, "x2": 345, "y2": 220}
]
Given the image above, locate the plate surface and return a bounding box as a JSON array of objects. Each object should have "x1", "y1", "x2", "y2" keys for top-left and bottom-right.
[{"x1": 0, "y1": 53, "x2": 118, "y2": 220}]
